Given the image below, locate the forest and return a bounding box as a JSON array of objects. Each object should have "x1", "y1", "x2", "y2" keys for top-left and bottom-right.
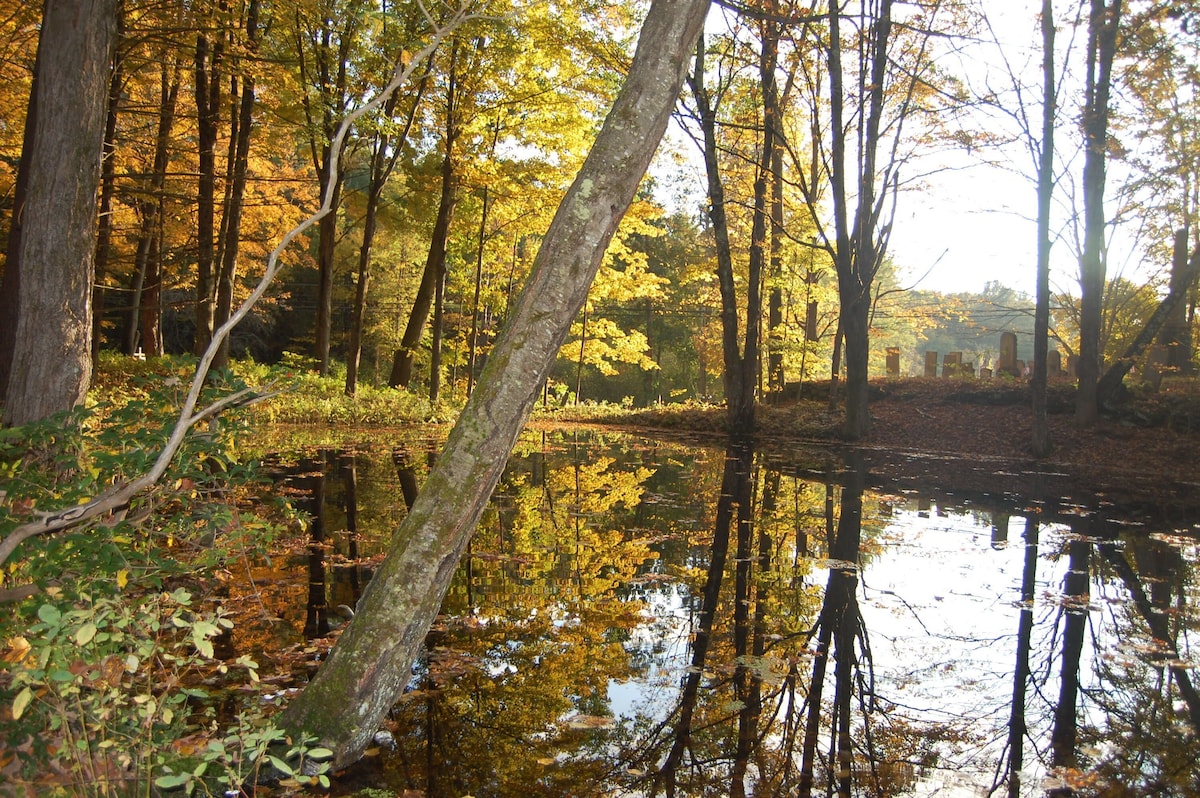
[{"x1": 2, "y1": 0, "x2": 1200, "y2": 795}]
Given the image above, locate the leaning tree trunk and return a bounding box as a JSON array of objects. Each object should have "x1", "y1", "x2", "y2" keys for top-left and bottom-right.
[
  {"x1": 278, "y1": 0, "x2": 711, "y2": 767},
  {"x1": 3, "y1": 0, "x2": 118, "y2": 426},
  {"x1": 1096, "y1": 233, "x2": 1200, "y2": 406}
]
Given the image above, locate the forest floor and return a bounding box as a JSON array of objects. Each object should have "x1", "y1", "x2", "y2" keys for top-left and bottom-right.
[{"x1": 552, "y1": 378, "x2": 1200, "y2": 523}]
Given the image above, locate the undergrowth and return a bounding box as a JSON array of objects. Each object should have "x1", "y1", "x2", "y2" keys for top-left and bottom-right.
[{"x1": 1, "y1": 356, "x2": 331, "y2": 796}]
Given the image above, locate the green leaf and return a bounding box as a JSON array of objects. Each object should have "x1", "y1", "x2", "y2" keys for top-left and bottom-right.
[
  {"x1": 267, "y1": 755, "x2": 295, "y2": 776},
  {"x1": 74, "y1": 622, "x2": 98, "y2": 646},
  {"x1": 154, "y1": 773, "x2": 192, "y2": 790},
  {"x1": 12, "y1": 686, "x2": 33, "y2": 720},
  {"x1": 37, "y1": 604, "x2": 61, "y2": 626},
  {"x1": 305, "y1": 747, "x2": 334, "y2": 760}
]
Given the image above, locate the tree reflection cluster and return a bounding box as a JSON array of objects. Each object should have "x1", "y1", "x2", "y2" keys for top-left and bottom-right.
[{"x1": 243, "y1": 430, "x2": 1200, "y2": 796}]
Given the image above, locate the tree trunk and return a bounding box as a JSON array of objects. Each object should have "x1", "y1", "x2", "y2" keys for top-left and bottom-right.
[
  {"x1": 1158, "y1": 226, "x2": 1195, "y2": 374},
  {"x1": 1075, "y1": 0, "x2": 1122, "y2": 425},
  {"x1": 429, "y1": 256, "x2": 446, "y2": 402},
  {"x1": 1049, "y1": 535, "x2": 1091, "y2": 780},
  {"x1": 0, "y1": 37, "x2": 41, "y2": 399},
  {"x1": 130, "y1": 57, "x2": 182, "y2": 358},
  {"x1": 1032, "y1": 0, "x2": 1056, "y2": 457},
  {"x1": 192, "y1": 25, "x2": 224, "y2": 356},
  {"x1": 91, "y1": 25, "x2": 124, "y2": 360},
  {"x1": 213, "y1": 0, "x2": 260, "y2": 371},
  {"x1": 297, "y1": 5, "x2": 360, "y2": 375},
  {"x1": 278, "y1": 0, "x2": 711, "y2": 767},
  {"x1": 688, "y1": 33, "x2": 750, "y2": 432},
  {"x1": 1005, "y1": 518, "x2": 1039, "y2": 797},
  {"x1": 390, "y1": 40, "x2": 459, "y2": 389},
  {"x1": 466, "y1": 186, "x2": 491, "y2": 398},
  {"x1": 3, "y1": 0, "x2": 118, "y2": 426},
  {"x1": 313, "y1": 167, "x2": 343, "y2": 374}
]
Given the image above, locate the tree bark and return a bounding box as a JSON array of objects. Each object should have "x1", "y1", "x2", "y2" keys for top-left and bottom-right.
[
  {"x1": 346, "y1": 74, "x2": 421, "y2": 395},
  {"x1": 130, "y1": 57, "x2": 182, "y2": 357},
  {"x1": 192, "y1": 19, "x2": 224, "y2": 356},
  {"x1": 296, "y1": 3, "x2": 360, "y2": 375},
  {"x1": 213, "y1": 0, "x2": 260, "y2": 370},
  {"x1": 278, "y1": 0, "x2": 711, "y2": 767},
  {"x1": 688, "y1": 33, "x2": 750, "y2": 432},
  {"x1": 0, "y1": 34, "x2": 40, "y2": 400},
  {"x1": 1075, "y1": 0, "x2": 1122, "y2": 425},
  {"x1": 1158, "y1": 226, "x2": 1195, "y2": 374},
  {"x1": 91, "y1": 21, "x2": 124, "y2": 361},
  {"x1": 1032, "y1": 0, "x2": 1056, "y2": 457},
  {"x1": 390, "y1": 40, "x2": 459, "y2": 389},
  {"x1": 3, "y1": 0, "x2": 118, "y2": 426}
]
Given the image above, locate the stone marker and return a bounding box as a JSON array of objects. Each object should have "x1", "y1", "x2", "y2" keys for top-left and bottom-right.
[
  {"x1": 886, "y1": 347, "x2": 900, "y2": 377},
  {"x1": 943, "y1": 351, "x2": 962, "y2": 378},
  {"x1": 999, "y1": 331, "x2": 1018, "y2": 377},
  {"x1": 1046, "y1": 350, "x2": 1062, "y2": 378},
  {"x1": 924, "y1": 351, "x2": 938, "y2": 378}
]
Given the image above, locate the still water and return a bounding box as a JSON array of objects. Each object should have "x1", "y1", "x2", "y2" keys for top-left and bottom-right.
[{"x1": 244, "y1": 428, "x2": 1200, "y2": 797}]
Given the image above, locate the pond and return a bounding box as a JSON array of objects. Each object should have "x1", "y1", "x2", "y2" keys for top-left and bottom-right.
[{"x1": 233, "y1": 427, "x2": 1200, "y2": 797}]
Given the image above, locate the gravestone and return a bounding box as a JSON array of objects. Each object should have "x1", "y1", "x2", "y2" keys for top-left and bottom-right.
[
  {"x1": 943, "y1": 351, "x2": 962, "y2": 378},
  {"x1": 979, "y1": 367, "x2": 993, "y2": 379},
  {"x1": 924, "y1": 351, "x2": 938, "y2": 378},
  {"x1": 999, "y1": 331, "x2": 1019, "y2": 377},
  {"x1": 1046, "y1": 350, "x2": 1062, "y2": 378},
  {"x1": 1144, "y1": 344, "x2": 1169, "y2": 392},
  {"x1": 1067, "y1": 354, "x2": 1078, "y2": 378},
  {"x1": 886, "y1": 347, "x2": 900, "y2": 377}
]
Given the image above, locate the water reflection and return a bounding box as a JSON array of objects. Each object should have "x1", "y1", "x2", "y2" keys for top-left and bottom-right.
[{"x1": 253, "y1": 429, "x2": 1200, "y2": 796}]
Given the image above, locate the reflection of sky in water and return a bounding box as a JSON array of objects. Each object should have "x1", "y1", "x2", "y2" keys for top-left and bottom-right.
[
  {"x1": 598, "y1": 496, "x2": 1197, "y2": 796},
  {"x1": 865, "y1": 510, "x2": 1076, "y2": 795},
  {"x1": 608, "y1": 583, "x2": 692, "y2": 721}
]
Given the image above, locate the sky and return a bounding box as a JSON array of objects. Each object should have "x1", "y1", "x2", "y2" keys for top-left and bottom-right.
[{"x1": 652, "y1": 1, "x2": 1111, "y2": 301}]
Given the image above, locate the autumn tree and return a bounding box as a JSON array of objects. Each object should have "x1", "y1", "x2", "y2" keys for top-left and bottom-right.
[
  {"x1": 2, "y1": 0, "x2": 119, "y2": 426},
  {"x1": 288, "y1": 0, "x2": 371, "y2": 375}
]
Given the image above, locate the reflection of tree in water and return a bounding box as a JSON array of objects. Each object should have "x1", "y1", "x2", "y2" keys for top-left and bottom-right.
[
  {"x1": 993, "y1": 516, "x2": 1200, "y2": 797},
  {"x1": 643, "y1": 443, "x2": 917, "y2": 797}
]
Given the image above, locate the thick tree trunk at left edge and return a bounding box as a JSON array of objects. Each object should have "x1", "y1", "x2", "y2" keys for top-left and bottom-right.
[
  {"x1": 279, "y1": 0, "x2": 711, "y2": 768},
  {"x1": 3, "y1": 0, "x2": 118, "y2": 426}
]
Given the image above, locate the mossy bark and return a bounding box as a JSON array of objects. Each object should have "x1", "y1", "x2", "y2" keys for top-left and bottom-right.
[{"x1": 279, "y1": 0, "x2": 712, "y2": 768}]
